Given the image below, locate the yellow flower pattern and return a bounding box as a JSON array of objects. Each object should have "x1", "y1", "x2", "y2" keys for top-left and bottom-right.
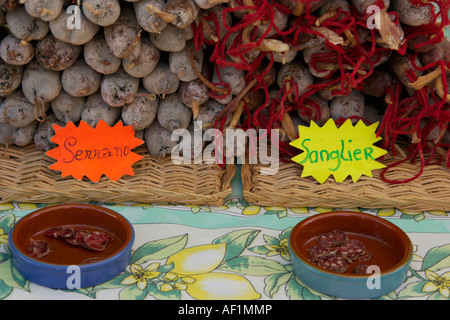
[
  {"x1": 0, "y1": 229, "x2": 8, "y2": 245},
  {"x1": 422, "y1": 270, "x2": 450, "y2": 298},
  {"x1": 264, "y1": 238, "x2": 290, "y2": 261},
  {"x1": 121, "y1": 263, "x2": 161, "y2": 290}
]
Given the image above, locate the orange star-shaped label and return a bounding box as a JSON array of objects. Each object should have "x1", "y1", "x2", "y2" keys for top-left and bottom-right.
[{"x1": 46, "y1": 120, "x2": 144, "y2": 183}]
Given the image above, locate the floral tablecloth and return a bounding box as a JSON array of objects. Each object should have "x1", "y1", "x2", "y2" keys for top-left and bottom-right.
[{"x1": 1, "y1": 169, "x2": 450, "y2": 301}]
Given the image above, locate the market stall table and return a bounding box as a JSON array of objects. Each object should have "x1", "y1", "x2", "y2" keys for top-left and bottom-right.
[{"x1": 1, "y1": 170, "x2": 449, "y2": 301}]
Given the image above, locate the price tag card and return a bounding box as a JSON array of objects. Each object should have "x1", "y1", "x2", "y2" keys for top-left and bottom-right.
[
  {"x1": 290, "y1": 119, "x2": 386, "y2": 183},
  {"x1": 47, "y1": 120, "x2": 144, "y2": 183}
]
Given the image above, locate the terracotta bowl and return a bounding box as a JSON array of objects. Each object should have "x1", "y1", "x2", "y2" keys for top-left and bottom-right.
[
  {"x1": 288, "y1": 211, "x2": 413, "y2": 299},
  {"x1": 8, "y1": 204, "x2": 134, "y2": 289}
]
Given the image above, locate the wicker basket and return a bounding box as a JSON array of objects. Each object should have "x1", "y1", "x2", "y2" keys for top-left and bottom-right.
[
  {"x1": 242, "y1": 151, "x2": 450, "y2": 212},
  {"x1": 0, "y1": 145, "x2": 235, "y2": 206}
]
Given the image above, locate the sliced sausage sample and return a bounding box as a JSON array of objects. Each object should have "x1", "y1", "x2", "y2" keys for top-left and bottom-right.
[
  {"x1": 44, "y1": 226, "x2": 74, "y2": 238},
  {"x1": 317, "y1": 229, "x2": 348, "y2": 248},
  {"x1": 317, "y1": 255, "x2": 348, "y2": 273},
  {"x1": 27, "y1": 239, "x2": 50, "y2": 258},
  {"x1": 307, "y1": 229, "x2": 373, "y2": 273},
  {"x1": 354, "y1": 262, "x2": 370, "y2": 274},
  {"x1": 43, "y1": 226, "x2": 114, "y2": 252},
  {"x1": 308, "y1": 245, "x2": 337, "y2": 262},
  {"x1": 83, "y1": 231, "x2": 114, "y2": 251},
  {"x1": 336, "y1": 239, "x2": 367, "y2": 263}
]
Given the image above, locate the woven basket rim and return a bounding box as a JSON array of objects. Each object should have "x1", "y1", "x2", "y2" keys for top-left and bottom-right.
[
  {"x1": 242, "y1": 149, "x2": 450, "y2": 211},
  {"x1": 0, "y1": 144, "x2": 235, "y2": 206}
]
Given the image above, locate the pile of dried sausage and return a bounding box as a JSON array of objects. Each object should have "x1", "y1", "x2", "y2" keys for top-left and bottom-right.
[
  {"x1": 0, "y1": 0, "x2": 448, "y2": 182},
  {"x1": 307, "y1": 229, "x2": 372, "y2": 274},
  {"x1": 26, "y1": 226, "x2": 114, "y2": 259}
]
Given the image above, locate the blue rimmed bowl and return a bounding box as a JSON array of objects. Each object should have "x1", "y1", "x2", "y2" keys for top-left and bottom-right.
[
  {"x1": 288, "y1": 211, "x2": 413, "y2": 299},
  {"x1": 8, "y1": 204, "x2": 134, "y2": 289}
]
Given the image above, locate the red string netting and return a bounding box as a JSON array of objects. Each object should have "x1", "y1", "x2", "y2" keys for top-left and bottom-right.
[
  {"x1": 192, "y1": 0, "x2": 400, "y2": 159},
  {"x1": 374, "y1": 0, "x2": 450, "y2": 183},
  {"x1": 377, "y1": 56, "x2": 450, "y2": 184},
  {"x1": 251, "y1": 94, "x2": 299, "y2": 161},
  {"x1": 276, "y1": 0, "x2": 403, "y2": 134},
  {"x1": 404, "y1": 0, "x2": 450, "y2": 51},
  {"x1": 192, "y1": 0, "x2": 281, "y2": 104},
  {"x1": 191, "y1": 0, "x2": 450, "y2": 183},
  {"x1": 298, "y1": 0, "x2": 396, "y2": 98},
  {"x1": 270, "y1": 0, "x2": 392, "y2": 160}
]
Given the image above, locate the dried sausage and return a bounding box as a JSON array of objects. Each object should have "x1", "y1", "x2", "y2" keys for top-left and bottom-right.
[
  {"x1": 27, "y1": 239, "x2": 50, "y2": 258},
  {"x1": 0, "y1": 61, "x2": 22, "y2": 97},
  {"x1": 35, "y1": 34, "x2": 82, "y2": 71},
  {"x1": 317, "y1": 229, "x2": 348, "y2": 248},
  {"x1": 330, "y1": 90, "x2": 365, "y2": 124},
  {"x1": 336, "y1": 239, "x2": 367, "y2": 263},
  {"x1": 83, "y1": 231, "x2": 114, "y2": 251},
  {"x1": 43, "y1": 226, "x2": 74, "y2": 238},
  {"x1": 353, "y1": 262, "x2": 370, "y2": 274},
  {"x1": 45, "y1": 227, "x2": 114, "y2": 251},
  {"x1": 307, "y1": 245, "x2": 337, "y2": 262},
  {"x1": 0, "y1": 34, "x2": 34, "y2": 66},
  {"x1": 317, "y1": 255, "x2": 348, "y2": 273},
  {"x1": 307, "y1": 229, "x2": 373, "y2": 274},
  {"x1": 361, "y1": 69, "x2": 394, "y2": 97}
]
